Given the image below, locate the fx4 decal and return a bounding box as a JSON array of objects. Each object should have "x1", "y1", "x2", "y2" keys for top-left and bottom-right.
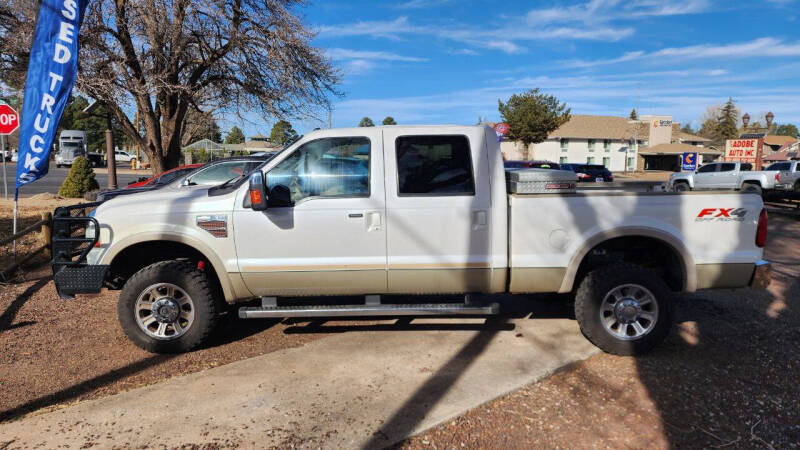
[{"x1": 696, "y1": 208, "x2": 748, "y2": 222}]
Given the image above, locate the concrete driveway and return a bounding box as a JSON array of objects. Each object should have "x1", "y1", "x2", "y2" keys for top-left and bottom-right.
[{"x1": 0, "y1": 312, "x2": 598, "y2": 448}]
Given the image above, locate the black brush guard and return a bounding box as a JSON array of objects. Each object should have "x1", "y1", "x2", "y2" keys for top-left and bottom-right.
[{"x1": 51, "y1": 202, "x2": 107, "y2": 299}]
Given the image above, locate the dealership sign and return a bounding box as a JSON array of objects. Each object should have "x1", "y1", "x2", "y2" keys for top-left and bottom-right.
[
  {"x1": 494, "y1": 122, "x2": 510, "y2": 142},
  {"x1": 725, "y1": 139, "x2": 763, "y2": 163},
  {"x1": 652, "y1": 119, "x2": 673, "y2": 127},
  {"x1": 681, "y1": 152, "x2": 697, "y2": 171}
]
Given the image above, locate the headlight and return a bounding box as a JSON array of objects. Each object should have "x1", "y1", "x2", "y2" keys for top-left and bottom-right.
[{"x1": 85, "y1": 221, "x2": 97, "y2": 240}]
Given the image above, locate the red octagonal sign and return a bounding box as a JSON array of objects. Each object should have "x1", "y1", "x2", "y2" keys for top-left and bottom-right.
[{"x1": 0, "y1": 103, "x2": 20, "y2": 135}]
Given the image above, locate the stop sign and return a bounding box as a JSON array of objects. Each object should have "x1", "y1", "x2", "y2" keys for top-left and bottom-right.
[{"x1": 0, "y1": 104, "x2": 20, "y2": 135}]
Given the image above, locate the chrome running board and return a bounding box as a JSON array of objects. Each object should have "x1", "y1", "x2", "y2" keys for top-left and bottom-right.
[{"x1": 239, "y1": 302, "x2": 499, "y2": 319}]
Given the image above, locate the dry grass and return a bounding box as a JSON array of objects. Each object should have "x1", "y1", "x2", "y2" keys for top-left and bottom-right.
[{"x1": 0, "y1": 194, "x2": 81, "y2": 274}]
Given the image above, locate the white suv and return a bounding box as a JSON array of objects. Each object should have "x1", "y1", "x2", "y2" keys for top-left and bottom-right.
[{"x1": 114, "y1": 150, "x2": 137, "y2": 163}]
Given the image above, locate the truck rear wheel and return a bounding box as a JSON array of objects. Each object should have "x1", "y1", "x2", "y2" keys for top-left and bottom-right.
[
  {"x1": 574, "y1": 265, "x2": 674, "y2": 356},
  {"x1": 118, "y1": 261, "x2": 218, "y2": 353},
  {"x1": 742, "y1": 183, "x2": 762, "y2": 195}
]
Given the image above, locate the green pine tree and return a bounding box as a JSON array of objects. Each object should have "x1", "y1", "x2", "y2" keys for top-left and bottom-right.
[
  {"x1": 224, "y1": 126, "x2": 246, "y2": 144},
  {"x1": 629, "y1": 108, "x2": 638, "y2": 120},
  {"x1": 358, "y1": 117, "x2": 375, "y2": 127},
  {"x1": 382, "y1": 116, "x2": 397, "y2": 125},
  {"x1": 716, "y1": 98, "x2": 740, "y2": 141},
  {"x1": 498, "y1": 88, "x2": 571, "y2": 149},
  {"x1": 269, "y1": 120, "x2": 299, "y2": 145},
  {"x1": 58, "y1": 157, "x2": 100, "y2": 198}
]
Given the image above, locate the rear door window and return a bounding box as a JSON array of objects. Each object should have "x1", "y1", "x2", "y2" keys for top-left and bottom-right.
[
  {"x1": 395, "y1": 135, "x2": 475, "y2": 196},
  {"x1": 697, "y1": 164, "x2": 717, "y2": 173},
  {"x1": 766, "y1": 162, "x2": 790, "y2": 171},
  {"x1": 719, "y1": 163, "x2": 736, "y2": 172}
]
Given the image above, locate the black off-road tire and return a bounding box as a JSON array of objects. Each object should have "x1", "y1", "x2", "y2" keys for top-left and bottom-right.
[
  {"x1": 574, "y1": 264, "x2": 674, "y2": 356},
  {"x1": 118, "y1": 261, "x2": 219, "y2": 353},
  {"x1": 673, "y1": 181, "x2": 690, "y2": 192},
  {"x1": 742, "y1": 183, "x2": 762, "y2": 196}
]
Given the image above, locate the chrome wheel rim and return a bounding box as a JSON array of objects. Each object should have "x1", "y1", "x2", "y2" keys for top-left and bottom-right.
[
  {"x1": 599, "y1": 284, "x2": 659, "y2": 341},
  {"x1": 135, "y1": 283, "x2": 195, "y2": 340}
]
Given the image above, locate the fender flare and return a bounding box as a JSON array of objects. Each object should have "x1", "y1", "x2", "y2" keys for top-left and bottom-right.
[
  {"x1": 558, "y1": 226, "x2": 697, "y2": 293},
  {"x1": 100, "y1": 231, "x2": 240, "y2": 302}
]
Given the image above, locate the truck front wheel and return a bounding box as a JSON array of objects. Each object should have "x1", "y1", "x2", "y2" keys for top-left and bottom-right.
[
  {"x1": 118, "y1": 261, "x2": 219, "y2": 353},
  {"x1": 574, "y1": 265, "x2": 674, "y2": 356},
  {"x1": 673, "y1": 181, "x2": 690, "y2": 192}
]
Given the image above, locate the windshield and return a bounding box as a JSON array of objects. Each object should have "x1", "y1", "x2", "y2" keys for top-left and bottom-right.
[
  {"x1": 61, "y1": 142, "x2": 83, "y2": 148},
  {"x1": 154, "y1": 167, "x2": 197, "y2": 185}
]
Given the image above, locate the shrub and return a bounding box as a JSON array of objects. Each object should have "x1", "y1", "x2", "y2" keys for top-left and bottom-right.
[{"x1": 58, "y1": 157, "x2": 100, "y2": 198}]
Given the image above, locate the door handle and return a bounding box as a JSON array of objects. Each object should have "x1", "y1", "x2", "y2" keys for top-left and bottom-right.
[{"x1": 348, "y1": 213, "x2": 363, "y2": 218}]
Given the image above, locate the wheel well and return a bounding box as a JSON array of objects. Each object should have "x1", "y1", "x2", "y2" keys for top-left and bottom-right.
[
  {"x1": 107, "y1": 241, "x2": 223, "y2": 296},
  {"x1": 742, "y1": 180, "x2": 761, "y2": 187},
  {"x1": 575, "y1": 236, "x2": 685, "y2": 292}
]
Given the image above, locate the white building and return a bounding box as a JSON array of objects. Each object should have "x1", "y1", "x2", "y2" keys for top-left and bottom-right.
[{"x1": 500, "y1": 114, "x2": 715, "y2": 172}]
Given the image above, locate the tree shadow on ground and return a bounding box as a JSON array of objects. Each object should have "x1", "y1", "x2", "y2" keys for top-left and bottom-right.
[
  {"x1": 632, "y1": 216, "x2": 800, "y2": 448},
  {"x1": 0, "y1": 276, "x2": 48, "y2": 333}
]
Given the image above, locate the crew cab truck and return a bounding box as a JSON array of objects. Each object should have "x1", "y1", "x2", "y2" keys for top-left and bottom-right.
[
  {"x1": 774, "y1": 161, "x2": 800, "y2": 192},
  {"x1": 668, "y1": 161, "x2": 779, "y2": 195},
  {"x1": 52, "y1": 125, "x2": 771, "y2": 356}
]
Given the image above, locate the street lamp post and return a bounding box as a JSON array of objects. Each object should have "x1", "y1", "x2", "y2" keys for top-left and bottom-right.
[{"x1": 83, "y1": 100, "x2": 117, "y2": 189}]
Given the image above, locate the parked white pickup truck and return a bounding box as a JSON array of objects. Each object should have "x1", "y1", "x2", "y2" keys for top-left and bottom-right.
[
  {"x1": 52, "y1": 125, "x2": 770, "y2": 356},
  {"x1": 668, "y1": 161, "x2": 781, "y2": 195}
]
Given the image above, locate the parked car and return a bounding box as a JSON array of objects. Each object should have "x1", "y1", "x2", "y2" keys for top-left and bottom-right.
[
  {"x1": 561, "y1": 163, "x2": 614, "y2": 182},
  {"x1": 126, "y1": 164, "x2": 204, "y2": 188},
  {"x1": 179, "y1": 155, "x2": 272, "y2": 187},
  {"x1": 53, "y1": 125, "x2": 769, "y2": 357},
  {"x1": 114, "y1": 150, "x2": 137, "y2": 163},
  {"x1": 504, "y1": 160, "x2": 561, "y2": 170},
  {"x1": 668, "y1": 161, "x2": 779, "y2": 194},
  {"x1": 772, "y1": 161, "x2": 800, "y2": 192},
  {"x1": 95, "y1": 156, "x2": 273, "y2": 203},
  {"x1": 94, "y1": 164, "x2": 205, "y2": 202}
]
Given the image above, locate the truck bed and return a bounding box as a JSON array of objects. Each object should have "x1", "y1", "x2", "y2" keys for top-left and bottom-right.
[{"x1": 507, "y1": 190, "x2": 763, "y2": 294}]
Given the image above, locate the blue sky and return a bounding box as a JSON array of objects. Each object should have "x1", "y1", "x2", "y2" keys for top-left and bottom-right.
[{"x1": 233, "y1": 0, "x2": 800, "y2": 136}]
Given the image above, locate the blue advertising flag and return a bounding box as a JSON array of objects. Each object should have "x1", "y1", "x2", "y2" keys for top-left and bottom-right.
[{"x1": 15, "y1": 0, "x2": 89, "y2": 199}]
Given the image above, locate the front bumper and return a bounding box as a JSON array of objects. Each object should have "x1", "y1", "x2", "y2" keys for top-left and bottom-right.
[
  {"x1": 51, "y1": 202, "x2": 106, "y2": 299},
  {"x1": 750, "y1": 260, "x2": 772, "y2": 290}
]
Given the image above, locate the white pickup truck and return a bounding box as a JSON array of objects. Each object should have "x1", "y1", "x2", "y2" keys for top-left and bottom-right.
[
  {"x1": 668, "y1": 161, "x2": 780, "y2": 195},
  {"x1": 52, "y1": 125, "x2": 770, "y2": 356}
]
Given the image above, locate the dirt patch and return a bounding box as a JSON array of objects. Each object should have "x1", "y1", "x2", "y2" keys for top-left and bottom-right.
[
  {"x1": 399, "y1": 216, "x2": 800, "y2": 449},
  {"x1": 0, "y1": 266, "x2": 339, "y2": 422}
]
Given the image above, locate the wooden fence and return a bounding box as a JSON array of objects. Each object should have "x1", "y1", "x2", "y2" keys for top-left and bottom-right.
[{"x1": 0, "y1": 212, "x2": 52, "y2": 281}]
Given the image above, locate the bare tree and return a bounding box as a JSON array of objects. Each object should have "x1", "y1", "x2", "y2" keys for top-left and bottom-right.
[{"x1": 1, "y1": 0, "x2": 339, "y2": 173}]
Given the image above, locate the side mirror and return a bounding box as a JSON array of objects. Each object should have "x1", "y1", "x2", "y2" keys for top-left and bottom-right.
[
  {"x1": 248, "y1": 171, "x2": 268, "y2": 211},
  {"x1": 268, "y1": 184, "x2": 293, "y2": 207}
]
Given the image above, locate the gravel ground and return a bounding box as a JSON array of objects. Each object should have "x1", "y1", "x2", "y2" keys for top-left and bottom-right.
[{"x1": 399, "y1": 214, "x2": 800, "y2": 449}]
